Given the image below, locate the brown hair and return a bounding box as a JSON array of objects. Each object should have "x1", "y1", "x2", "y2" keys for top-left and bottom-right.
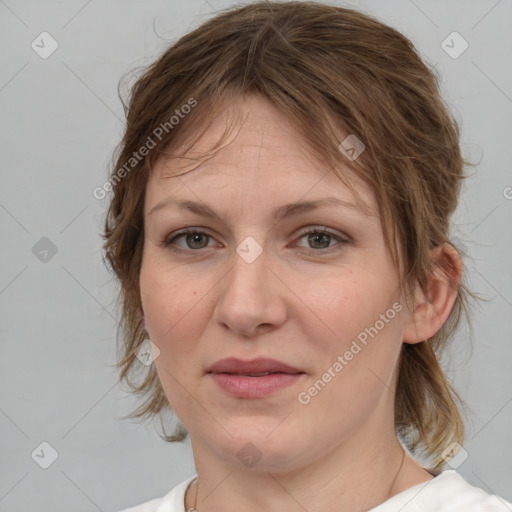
[{"x1": 102, "y1": 1, "x2": 475, "y2": 471}]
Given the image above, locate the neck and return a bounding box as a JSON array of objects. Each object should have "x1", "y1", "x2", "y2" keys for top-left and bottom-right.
[{"x1": 186, "y1": 429, "x2": 432, "y2": 512}]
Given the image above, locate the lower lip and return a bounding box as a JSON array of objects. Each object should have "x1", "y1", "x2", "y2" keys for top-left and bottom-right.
[{"x1": 209, "y1": 372, "x2": 304, "y2": 398}]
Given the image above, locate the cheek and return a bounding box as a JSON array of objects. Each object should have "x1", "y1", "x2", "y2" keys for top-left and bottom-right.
[
  {"x1": 308, "y1": 272, "x2": 393, "y2": 340},
  {"x1": 140, "y1": 266, "x2": 208, "y2": 416},
  {"x1": 140, "y1": 261, "x2": 205, "y2": 354},
  {"x1": 305, "y1": 271, "x2": 404, "y2": 385},
  {"x1": 299, "y1": 310, "x2": 403, "y2": 436}
]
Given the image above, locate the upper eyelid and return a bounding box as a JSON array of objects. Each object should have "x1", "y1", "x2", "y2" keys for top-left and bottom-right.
[{"x1": 166, "y1": 227, "x2": 216, "y2": 243}]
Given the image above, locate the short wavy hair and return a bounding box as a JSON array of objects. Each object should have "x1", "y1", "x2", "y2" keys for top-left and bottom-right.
[{"x1": 102, "y1": 1, "x2": 476, "y2": 471}]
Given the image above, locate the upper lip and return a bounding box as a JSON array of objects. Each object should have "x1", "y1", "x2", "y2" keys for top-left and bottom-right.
[{"x1": 207, "y1": 357, "x2": 303, "y2": 375}]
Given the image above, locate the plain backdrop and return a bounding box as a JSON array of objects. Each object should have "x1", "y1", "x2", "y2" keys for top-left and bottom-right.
[{"x1": 1, "y1": 0, "x2": 511, "y2": 510}]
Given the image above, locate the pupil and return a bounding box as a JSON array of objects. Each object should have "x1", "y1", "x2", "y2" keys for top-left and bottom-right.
[
  {"x1": 188, "y1": 234, "x2": 206, "y2": 248},
  {"x1": 310, "y1": 233, "x2": 329, "y2": 249}
]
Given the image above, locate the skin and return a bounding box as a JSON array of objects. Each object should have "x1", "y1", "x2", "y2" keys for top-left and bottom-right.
[{"x1": 139, "y1": 93, "x2": 462, "y2": 512}]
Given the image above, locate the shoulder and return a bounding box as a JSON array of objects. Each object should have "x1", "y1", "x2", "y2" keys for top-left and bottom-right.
[
  {"x1": 418, "y1": 470, "x2": 511, "y2": 511},
  {"x1": 372, "y1": 470, "x2": 512, "y2": 512},
  {"x1": 116, "y1": 475, "x2": 197, "y2": 512}
]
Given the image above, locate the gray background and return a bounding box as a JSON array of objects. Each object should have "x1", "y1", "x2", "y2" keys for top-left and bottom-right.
[{"x1": 1, "y1": 0, "x2": 511, "y2": 510}]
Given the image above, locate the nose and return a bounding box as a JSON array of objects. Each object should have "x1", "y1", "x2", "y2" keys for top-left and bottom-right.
[{"x1": 212, "y1": 242, "x2": 288, "y2": 338}]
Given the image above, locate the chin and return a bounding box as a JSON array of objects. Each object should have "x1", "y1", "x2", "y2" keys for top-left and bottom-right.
[{"x1": 205, "y1": 421, "x2": 313, "y2": 473}]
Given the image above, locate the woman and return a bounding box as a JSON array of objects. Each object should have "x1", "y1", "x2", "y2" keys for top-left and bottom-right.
[{"x1": 104, "y1": 2, "x2": 512, "y2": 510}]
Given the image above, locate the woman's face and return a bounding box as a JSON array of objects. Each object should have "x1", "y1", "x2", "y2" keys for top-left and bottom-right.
[{"x1": 140, "y1": 94, "x2": 412, "y2": 472}]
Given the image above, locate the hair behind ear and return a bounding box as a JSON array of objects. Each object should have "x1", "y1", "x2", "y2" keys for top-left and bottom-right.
[{"x1": 395, "y1": 342, "x2": 465, "y2": 471}]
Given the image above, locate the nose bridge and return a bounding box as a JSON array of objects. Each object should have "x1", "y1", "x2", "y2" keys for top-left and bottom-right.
[
  {"x1": 227, "y1": 236, "x2": 271, "y2": 306},
  {"x1": 213, "y1": 236, "x2": 286, "y2": 335}
]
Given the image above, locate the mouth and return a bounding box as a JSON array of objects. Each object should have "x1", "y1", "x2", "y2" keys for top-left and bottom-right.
[
  {"x1": 207, "y1": 357, "x2": 304, "y2": 375},
  {"x1": 219, "y1": 372, "x2": 283, "y2": 377},
  {"x1": 207, "y1": 358, "x2": 305, "y2": 398}
]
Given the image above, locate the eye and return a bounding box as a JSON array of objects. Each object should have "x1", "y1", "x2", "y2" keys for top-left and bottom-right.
[
  {"x1": 294, "y1": 226, "x2": 348, "y2": 255},
  {"x1": 162, "y1": 226, "x2": 348, "y2": 255},
  {"x1": 163, "y1": 228, "x2": 218, "y2": 253}
]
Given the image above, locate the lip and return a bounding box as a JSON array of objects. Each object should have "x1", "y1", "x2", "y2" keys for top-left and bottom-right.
[
  {"x1": 207, "y1": 357, "x2": 305, "y2": 398},
  {"x1": 207, "y1": 357, "x2": 303, "y2": 375}
]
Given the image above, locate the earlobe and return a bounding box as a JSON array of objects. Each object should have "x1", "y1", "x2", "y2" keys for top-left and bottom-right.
[{"x1": 402, "y1": 243, "x2": 462, "y2": 344}]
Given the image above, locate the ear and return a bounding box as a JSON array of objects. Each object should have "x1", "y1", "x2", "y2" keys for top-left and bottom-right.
[{"x1": 402, "y1": 243, "x2": 462, "y2": 344}]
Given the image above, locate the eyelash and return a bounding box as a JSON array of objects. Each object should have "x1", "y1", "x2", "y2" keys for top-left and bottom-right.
[{"x1": 162, "y1": 226, "x2": 348, "y2": 256}]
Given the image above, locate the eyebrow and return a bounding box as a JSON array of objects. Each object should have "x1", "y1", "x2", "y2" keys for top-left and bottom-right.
[{"x1": 148, "y1": 196, "x2": 372, "y2": 222}]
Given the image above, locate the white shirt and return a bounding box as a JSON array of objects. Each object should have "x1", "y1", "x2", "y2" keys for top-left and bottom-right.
[{"x1": 118, "y1": 470, "x2": 512, "y2": 512}]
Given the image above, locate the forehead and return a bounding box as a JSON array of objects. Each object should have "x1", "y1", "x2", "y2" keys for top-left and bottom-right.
[{"x1": 146, "y1": 93, "x2": 378, "y2": 219}]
